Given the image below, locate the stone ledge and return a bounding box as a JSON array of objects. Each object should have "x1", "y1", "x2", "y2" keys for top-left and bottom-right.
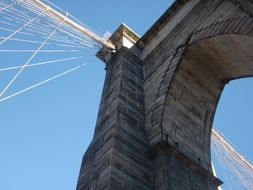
[
  {"x1": 150, "y1": 140, "x2": 223, "y2": 187},
  {"x1": 96, "y1": 23, "x2": 139, "y2": 63}
]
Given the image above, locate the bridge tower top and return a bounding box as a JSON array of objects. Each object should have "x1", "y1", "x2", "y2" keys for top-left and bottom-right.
[{"x1": 96, "y1": 23, "x2": 140, "y2": 63}]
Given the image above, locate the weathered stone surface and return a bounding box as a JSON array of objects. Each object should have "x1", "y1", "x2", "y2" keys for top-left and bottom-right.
[
  {"x1": 77, "y1": 46, "x2": 153, "y2": 190},
  {"x1": 77, "y1": 0, "x2": 253, "y2": 189}
]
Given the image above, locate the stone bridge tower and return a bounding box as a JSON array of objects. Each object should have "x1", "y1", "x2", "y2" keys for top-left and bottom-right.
[{"x1": 77, "y1": 0, "x2": 253, "y2": 189}]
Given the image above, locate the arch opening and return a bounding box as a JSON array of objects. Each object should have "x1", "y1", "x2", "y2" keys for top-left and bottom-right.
[
  {"x1": 211, "y1": 78, "x2": 253, "y2": 190},
  {"x1": 161, "y1": 34, "x2": 253, "y2": 171}
]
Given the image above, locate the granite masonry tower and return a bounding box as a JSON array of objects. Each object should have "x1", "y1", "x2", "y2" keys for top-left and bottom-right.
[{"x1": 77, "y1": 0, "x2": 253, "y2": 189}]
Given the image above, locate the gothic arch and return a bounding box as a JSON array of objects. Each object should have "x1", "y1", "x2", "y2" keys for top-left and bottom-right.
[{"x1": 149, "y1": 14, "x2": 253, "y2": 171}]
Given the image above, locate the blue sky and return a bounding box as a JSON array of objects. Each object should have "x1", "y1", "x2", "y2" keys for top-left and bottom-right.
[{"x1": 0, "y1": 1, "x2": 252, "y2": 190}]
